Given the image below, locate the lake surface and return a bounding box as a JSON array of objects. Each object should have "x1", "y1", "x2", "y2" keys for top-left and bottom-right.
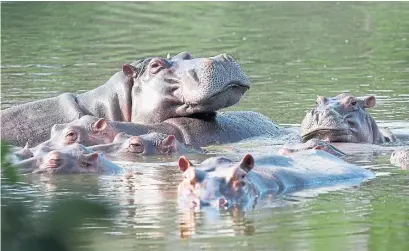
[{"x1": 1, "y1": 2, "x2": 409, "y2": 251}]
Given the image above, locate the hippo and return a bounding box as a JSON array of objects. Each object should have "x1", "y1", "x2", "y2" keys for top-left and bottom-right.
[
  {"x1": 12, "y1": 130, "x2": 205, "y2": 162},
  {"x1": 88, "y1": 132, "x2": 206, "y2": 161},
  {"x1": 300, "y1": 93, "x2": 406, "y2": 144},
  {"x1": 43, "y1": 112, "x2": 284, "y2": 148},
  {"x1": 14, "y1": 144, "x2": 123, "y2": 175},
  {"x1": 390, "y1": 149, "x2": 409, "y2": 170},
  {"x1": 279, "y1": 138, "x2": 346, "y2": 158},
  {"x1": 1, "y1": 52, "x2": 268, "y2": 147},
  {"x1": 177, "y1": 151, "x2": 375, "y2": 210}
]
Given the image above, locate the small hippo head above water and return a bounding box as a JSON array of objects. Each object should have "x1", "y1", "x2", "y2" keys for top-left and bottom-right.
[
  {"x1": 177, "y1": 154, "x2": 256, "y2": 209},
  {"x1": 48, "y1": 115, "x2": 118, "y2": 147},
  {"x1": 300, "y1": 93, "x2": 384, "y2": 144},
  {"x1": 89, "y1": 131, "x2": 199, "y2": 159},
  {"x1": 390, "y1": 148, "x2": 409, "y2": 170},
  {"x1": 124, "y1": 52, "x2": 251, "y2": 123},
  {"x1": 15, "y1": 144, "x2": 122, "y2": 175}
]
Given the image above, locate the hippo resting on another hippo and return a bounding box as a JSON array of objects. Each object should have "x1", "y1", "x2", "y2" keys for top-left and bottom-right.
[
  {"x1": 300, "y1": 93, "x2": 407, "y2": 144},
  {"x1": 1, "y1": 52, "x2": 283, "y2": 147},
  {"x1": 390, "y1": 149, "x2": 409, "y2": 170},
  {"x1": 177, "y1": 151, "x2": 375, "y2": 210}
]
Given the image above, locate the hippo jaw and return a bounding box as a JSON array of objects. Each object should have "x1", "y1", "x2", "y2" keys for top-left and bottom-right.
[
  {"x1": 300, "y1": 93, "x2": 382, "y2": 144},
  {"x1": 128, "y1": 52, "x2": 251, "y2": 124}
]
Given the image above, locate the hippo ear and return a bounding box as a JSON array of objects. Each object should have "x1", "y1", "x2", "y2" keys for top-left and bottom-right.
[
  {"x1": 92, "y1": 118, "x2": 107, "y2": 132},
  {"x1": 239, "y1": 154, "x2": 255, "y2": 173},
  {"x1": 24, "y1": 142, "x2": 30, "y2": 149},
  {"x1": 86, "y1": 152, "x2": 99, "y2": 162},
  {"x1": 363, "y1": 96, "x2": 376, "y2": 108},
  {"x1": 113, "y1": 132, "x2": 127, "y2": 143},
  {"x1": 162, "y1": 135, "x2": 176, "y2": 147},
  {"x1": 166, "y1": 53, "x2": 171, "y2": 59},
  {"x1": 122, "y1": 64, "x2": 138, "y2": 78},
  {"x1": 178, "y1": 156, "x2": 193, "y2": 172}
]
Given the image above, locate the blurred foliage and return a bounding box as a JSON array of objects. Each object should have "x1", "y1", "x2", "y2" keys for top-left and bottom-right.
[{"x1": 1, "y1": 141, "x2": 113, "y2": 251}]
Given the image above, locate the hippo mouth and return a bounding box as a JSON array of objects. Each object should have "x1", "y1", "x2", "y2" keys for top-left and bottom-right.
[
  {"x1": 301, "y1": 129, "x2": 352, "y2": 143},
  {"x1": 177, "y1": 81, "x2": 249, "y2": 118}
]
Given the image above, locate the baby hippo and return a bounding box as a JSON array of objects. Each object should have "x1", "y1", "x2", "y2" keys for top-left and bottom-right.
[
  {"x1": 177, "y1": 151, "x2": 374, "y2": 210},
  {"x1": 11, "y1": 115, "x2": 120, "y2": 161},
  {"x1": 89, "y1": 132, "x2": 205, "y2": 160},
  {"x1": 14, "y1": 144, "x2": 122, "y2": 175},
  {"x1": 279, "y1": 138, "x2": 346, "y2": 158},
  {"x1": 390, "y1": 149, "x2": 409, "y2": 170}
]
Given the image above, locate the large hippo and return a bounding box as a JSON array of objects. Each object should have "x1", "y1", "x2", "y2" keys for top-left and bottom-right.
[
  {"x1": 177, "y1": 151, "x2": 375, "y2": 210},
  {"x1": 390, "y1": 149, "x2": 409, "y2": 170},
  {"x1": 14, "y1": 144, "x2": 123, "y2": 175},
  {"x1": 2, "y1": 52, "x2": 282, "y2": 147},
  {"x1": 300, "y1": 93, "x2": 406, "y2": 144}
]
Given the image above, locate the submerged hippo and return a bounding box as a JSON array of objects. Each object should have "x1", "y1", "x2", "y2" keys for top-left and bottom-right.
[
  {"x1": 2, "y1": 52, "x2": 282, "y2": 147},
  {"x1": 14, "y1": 144, "x2": 123, "y2": 175},
  {"x1": 88, "y1": 132, "x2": 205, "y2": 160},
  {"x1": 279, "y1": 138, "x2": 346, "y2": 158},
  {"x1": 300, "y1": 93, "x2": 405, "y2": 144},
  {"x1": 390, "y1": 149, "x2": 409, "y2": 170},
  {"x1": 177, "y1": 151, "x2": 375, "y2": 210}
]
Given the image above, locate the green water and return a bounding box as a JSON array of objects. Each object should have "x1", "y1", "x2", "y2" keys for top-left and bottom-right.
[{"x1": 1, "y1": 2, "x2": 409, "y2": 251}]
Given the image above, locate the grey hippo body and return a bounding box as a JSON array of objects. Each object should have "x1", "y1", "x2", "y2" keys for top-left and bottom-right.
[
  {"x1": 2, "y1": 52, "x2": 282, "y2": 147},
  {"x1": 177, "y1": 150, "x2": 375, "y2": 210},
  {"x1": 300, "y1": 93, "x2": 408, "y2": 144}
]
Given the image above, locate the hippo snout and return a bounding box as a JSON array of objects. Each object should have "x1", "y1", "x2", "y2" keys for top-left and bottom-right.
[{"x1": 128, "y1": 136, "x2": 144, "y2": 153}]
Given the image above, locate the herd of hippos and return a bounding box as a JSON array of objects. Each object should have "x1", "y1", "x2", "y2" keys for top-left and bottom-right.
[{"x1": 1, "y1": 52, "x2": 408, "y2": 210}]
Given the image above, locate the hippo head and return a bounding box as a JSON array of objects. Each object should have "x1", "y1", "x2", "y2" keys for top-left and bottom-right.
[
  {"x1": 177, "y1": 154, "x2": 256, "y2": 210},
  {"x1": 16, "y1": 144, "x2": 105, "y2": 174},
  {"x1": 49, "y1": 115, "x2": 117, "y2": 147},
  {"x1": 124, "y1": 52, "x2": 251, "y2": 123},
  {"x1": 390, "y1": 149, "x2": 409, "y2": 170},
  {"x1": 113, "y1": 132, "x2": 179, "y2": 155},
  {"x1": 300, "y1": 93, "x2": 384, "y2": 144}
]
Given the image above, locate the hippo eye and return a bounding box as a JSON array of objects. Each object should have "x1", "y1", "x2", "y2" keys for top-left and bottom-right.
[
  {"x1": 351, "y1": 100, "x2": 357, "y2": 106},
  {"x1": 241, "y1": 174, "x2": 246, "y2": 179},
  {"x1": 65, "y1": 131, "x2": 77, "y2": 142}
]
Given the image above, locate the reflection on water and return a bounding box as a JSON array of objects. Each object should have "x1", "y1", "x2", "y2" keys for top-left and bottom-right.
[{"x1": 1, "y1": 1, "x2": 409, "y2": 251}]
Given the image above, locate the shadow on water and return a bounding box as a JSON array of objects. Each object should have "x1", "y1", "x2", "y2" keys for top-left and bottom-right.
[{"x1": 1, "y1": 1, "x2": 409, "y2": 251}]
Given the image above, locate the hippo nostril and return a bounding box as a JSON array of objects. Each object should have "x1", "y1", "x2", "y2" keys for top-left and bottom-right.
[
  {"x1": 188, "y1": 69, "x2": 200, "y2": 84},
  {"x1": 47, "y1": 151, "x2": 62, "y2": 168},
  {"x1": 219, "y1": 198, "x2": 228, "y2": 207},
  {"x1": 128, "y1": 137, "x2": 144, "y2": 153}
]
